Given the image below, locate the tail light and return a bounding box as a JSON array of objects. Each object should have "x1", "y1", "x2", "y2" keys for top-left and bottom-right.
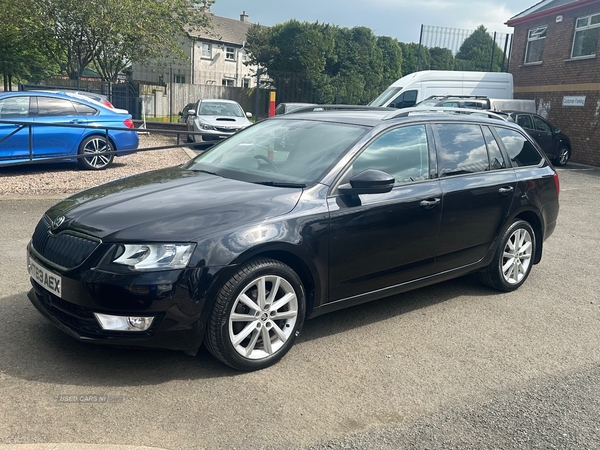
[
  {"x1": 553, "y1": 172, "x2": 560, "y2": 198},
  {"x1": 103, "y1": 99, "x2": 115, "y2": 109},
  {"x1": 124, "y1": 119, "x2": 134, "y2": 129}
]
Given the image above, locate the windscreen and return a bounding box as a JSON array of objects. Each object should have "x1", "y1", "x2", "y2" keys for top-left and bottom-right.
[
  {"x1": 368, "y1": 87, "x2": 402, "y2": 107},
  {"x1": 183, "y1": 118, "x2": 368, "y2": 186}
]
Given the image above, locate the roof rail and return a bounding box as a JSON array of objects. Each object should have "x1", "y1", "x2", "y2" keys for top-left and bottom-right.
[
  {"x1": 383, "y1": 106, "x2": 509, "y2": 121},
  {"x1": 285, "y1": 104, "x2": 396, "y2": 114},
  {"x1": 423, "y1": 95, "x2": 490, "y2": 100}
]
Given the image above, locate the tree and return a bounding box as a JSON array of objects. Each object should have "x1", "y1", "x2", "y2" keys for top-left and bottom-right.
[
  {"x1": 376, "y1": 36, "x2": 403, "y2": 88},
  {"x1": 0, "y1": 0, "x2": 59, "y2": 89},
  {"x1": 455, "y1": 25, "x2": 505, "y2": 72},
  {"x1": 246, "y1": 20, "x2": 391, "y2": 105},
  {"x1": 36, "y1": 0, "x2": 214, "y2": 82},
  {"x1": 429, "y1": 47, "x2": 454, "y2": 70},
  {"x1": 399, "y1": 43, "x2": 430, "y2": 76}
]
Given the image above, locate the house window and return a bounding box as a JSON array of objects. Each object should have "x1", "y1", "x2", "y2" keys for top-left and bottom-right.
[
  {"x1": 242, "y1": 78, "x2": 250, "y2": 88},
  {"x1": 226, "y1": 47, "x2": 235, "y2": 60},
  {"x1": 572, "y1": 13, "x2": 600, "y2": 58},
  {"x1": 202, "y1": 43, "x2": 212, "y2": 59},
  {"x1": 222, "y1": 79, "x2": 235, "y2": 87},
  {"x1": 174, "y1": 75, "x2": 185, "y2": 84},
  {"x1": 241, "y1": 52, "x2": 248, "y2": 62},
  {"x1": 525, "y1": 26, "x2": 546, "y2": 63}
]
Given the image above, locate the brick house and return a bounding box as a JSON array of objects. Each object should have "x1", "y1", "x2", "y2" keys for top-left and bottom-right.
[
  {"x1": 507, "y1": 0, "x2": 600, "y2": 165},
  {"x1": 132, "y1": 11, "x2": 260, "y2": 88}
]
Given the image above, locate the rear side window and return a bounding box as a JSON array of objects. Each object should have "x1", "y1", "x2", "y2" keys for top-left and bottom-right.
[
  {"x1": 37, "y1": 97, "x2": 77, "y2": 116},
  {"x1": 434, "y1": 124, "x2": 490, "y2": 176},
  {"x1": 494, "y1": 127, "x2": 543, "y2": 167},
  {"x1": 73, "y1": 102, "x2": 98, "y2": 116}
]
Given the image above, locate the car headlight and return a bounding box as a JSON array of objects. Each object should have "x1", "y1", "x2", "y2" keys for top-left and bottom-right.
[
  {"x1": 198, "y1": 122, "x2": 216, "y2": 130},
  {"x1": 99, "y1": 243, "x2": 196, "y2": 272}
]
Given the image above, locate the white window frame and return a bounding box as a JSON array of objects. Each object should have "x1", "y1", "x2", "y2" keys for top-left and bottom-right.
[
  {"x1": 201, "y1": 43, "x2": 212, "y2": 59},
  {"x1": 524, "y1": 26, "x2": 547, "y2": 64},
  {"x1": 222, "y1": 79, "x2": 235, "y2": 87},
  {"x1": 225, "y1": 46, "x2": 235, "y2": 60},
  {"x1": 571, "y1": 13, "x2": 600, "y2": 58},
  {"x1": 242, "y1": 78, "x2": 250, "y2": 88}
]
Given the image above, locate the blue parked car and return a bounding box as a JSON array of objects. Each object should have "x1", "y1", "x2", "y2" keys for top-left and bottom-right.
[{"x1": 0, "y1": 91, "x2": 139, "y2": 170}]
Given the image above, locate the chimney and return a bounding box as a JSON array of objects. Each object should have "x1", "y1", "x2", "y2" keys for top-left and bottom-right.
[{"x1": 240, "y1": 11, "x2": 248, "y2": 22}]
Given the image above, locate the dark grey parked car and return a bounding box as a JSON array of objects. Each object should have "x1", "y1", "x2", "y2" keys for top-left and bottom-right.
[{"x1": 502, "y1": 111, "x2": 571, "y2": 166}]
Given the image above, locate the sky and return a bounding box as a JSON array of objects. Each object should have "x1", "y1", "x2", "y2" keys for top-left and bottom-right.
[{"x1": 211, "y1": 0, "x2": 534, "y2": 44}]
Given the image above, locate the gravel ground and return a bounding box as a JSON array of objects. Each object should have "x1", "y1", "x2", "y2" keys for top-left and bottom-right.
[{"x1": 0, "y1": 135, "x2": 193, "y2": 198}]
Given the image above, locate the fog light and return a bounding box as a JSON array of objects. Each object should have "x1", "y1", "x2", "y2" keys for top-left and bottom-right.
[{"x1": 94, "y1": 313, "x2": 154, "y2": 331}]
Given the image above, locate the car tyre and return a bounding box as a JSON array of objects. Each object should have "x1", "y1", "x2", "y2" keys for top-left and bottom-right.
[
  {"x1": 478, "y1": 219, "x2": 536, "y2": 292},
  {"x1": 77, "y1": 135, "x2": 114, "y2": 170},
  {"x1": 205, "y1": 258, "x2": 306, "y2": 371},
  {"x1": 554, "y1": 146, "x2": 570, "y2": 166}
]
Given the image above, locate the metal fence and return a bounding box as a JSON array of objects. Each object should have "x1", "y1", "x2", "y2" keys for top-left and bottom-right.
[{"x1": 417, "y1": 25, "x2": 513, "y2": 72}]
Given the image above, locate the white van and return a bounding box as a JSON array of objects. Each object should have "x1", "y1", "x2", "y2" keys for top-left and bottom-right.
[{"x1": 369, "y1": 70, "x2": 514, "y2": 109}]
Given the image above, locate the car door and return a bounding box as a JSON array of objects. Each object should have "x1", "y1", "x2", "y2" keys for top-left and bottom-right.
[
  {"x1": 532, "y1": 115, "x2": 557, "y2": 159},
  {"x1": 32, "y1": 96, "x2": 87, "y2": 159},
  {"x1": 433, "y1": 123, "x2": 516, "y2": 272},
  {"x1": 328, "y1": 124, "x2": 442, "y2": 302},
  {"x1": 0, "y1": 96, "x2": 33, "y2": 163}
]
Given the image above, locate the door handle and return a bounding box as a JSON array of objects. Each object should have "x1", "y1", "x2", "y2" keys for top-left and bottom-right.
[
  {"x1": 69, "y1": 119, "x2": 84, "y2": 124},
  {"x1": 498, "y1": 186, "x2": 514, "y2": 195},
  {"x1": 420, "y1": 198, "x2": 441, "y2": 209}
]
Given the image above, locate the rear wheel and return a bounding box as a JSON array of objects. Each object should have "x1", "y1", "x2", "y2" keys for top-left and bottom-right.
[
  {"x1": 554, "y1": 146, "x2": 570, "y2": 166},
  {"x1": 205, "y1": 258, "x2": 306, "y2": 371},
  {"x1": 77, "y1": 135, "x2": 114, "y2": 170},
  {"x1": 478, "y1": 220, "x2": 535, "y2": 292}
]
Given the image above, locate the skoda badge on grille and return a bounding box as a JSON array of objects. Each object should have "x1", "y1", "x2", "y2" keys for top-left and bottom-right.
[{"x1": 51, "y1": 216, "x2": 66, "y2": 231}]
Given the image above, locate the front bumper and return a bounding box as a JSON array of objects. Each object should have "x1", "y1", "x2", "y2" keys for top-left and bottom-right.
[
  {"x1": 26, "y1": 248, "x2": 211, "y2": 355},
  {"x1": 193, "y1": 127, "x2": 244, "y2": 143}
]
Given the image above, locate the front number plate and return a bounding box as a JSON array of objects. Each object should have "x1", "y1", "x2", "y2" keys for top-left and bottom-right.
[{"x1": 28, "y1": 256, "x2": 62, "y2": 298}]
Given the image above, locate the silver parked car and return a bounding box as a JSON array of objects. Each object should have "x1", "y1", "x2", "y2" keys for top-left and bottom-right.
[{"x1": 186, "y1": 99, "x2": 252, "y2": 145}]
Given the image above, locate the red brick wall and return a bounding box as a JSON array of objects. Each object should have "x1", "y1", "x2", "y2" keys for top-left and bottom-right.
[{"x1": 509, "y1": 2, "x2": 600, "y2": 166}]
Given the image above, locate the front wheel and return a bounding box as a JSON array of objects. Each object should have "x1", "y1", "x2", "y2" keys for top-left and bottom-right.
[
  {"x1": 554, "y1": 146, "x2": 570, "y2": 166},
  {"x1": 478, "y1": 220, "x2": 536, "y2": 292},
  {"x1": 77, "y1": 135, "x2": 114, "y2": 170},
  {"x1": 205, "y1": 259, "x2": 306, "y2": 371}
]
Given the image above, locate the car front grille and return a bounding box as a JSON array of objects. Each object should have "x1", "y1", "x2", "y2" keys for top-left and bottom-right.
[
  {"x1": 214, "y1": 126, "x2": 238, "y2": 133},
  {"x1": 31, "y1": 215, "x2": 100, "y2": 269}
]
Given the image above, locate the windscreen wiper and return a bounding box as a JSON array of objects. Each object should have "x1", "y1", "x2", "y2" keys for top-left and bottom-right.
[{"x1": 253, "y1": 181, "x2": 306, "y2": 188}]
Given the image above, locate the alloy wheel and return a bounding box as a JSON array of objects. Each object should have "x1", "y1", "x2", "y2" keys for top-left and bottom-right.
[
  {"x1": 501, "y1": 228, "x2": 533, "y2": 285},
  {"x1": 228, "y1": 275, "x2": 298, "y2": 360}
]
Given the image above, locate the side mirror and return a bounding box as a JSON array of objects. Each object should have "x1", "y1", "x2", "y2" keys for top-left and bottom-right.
[
  {"x1": 555, "y1": 128, "x2": 561, "y2": 134},
  {"x1": 187, "y1": 109, "x2": 196, "y2": 116},
  {"x1": 338, "y1": 169, "x2": 395, "y2": 195},
  {"x1": 246, "y1": 112, "x2": 253, "y2": 118}
]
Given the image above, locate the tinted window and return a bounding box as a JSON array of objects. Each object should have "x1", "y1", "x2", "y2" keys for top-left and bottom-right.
[
  {"x1": 482, "y1": 126, "x2": 506, "y2": 170},
  {"x1": 515, "y1": 114, "x2": 533, "y2": 129},
  {"x1": 495, "y1": 127, "x2": 543, "y2": 167},
  {"x1": 533, "y1": 116, "x2": 552, "y2": 133},
  {"x1": 0, "y1": 97, "x2": 30, "y2": 119},
  {"x1": 37, "y1": 97, "x2": 77, "y2": 116},
  {"x1": 435, "y1": 124, "x2": 489, "y2": 176},
  {"x1": 352, "y1": 125, "x2": 429, "y2": 184},
  {"x1": 73, "y1": 102, "x2": 97, "y2": 116}
]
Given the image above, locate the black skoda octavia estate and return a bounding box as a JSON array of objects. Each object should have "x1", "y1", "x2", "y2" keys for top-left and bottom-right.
[{"x1": 27, "y1": 107, "x2": 560, "y2": 371}]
